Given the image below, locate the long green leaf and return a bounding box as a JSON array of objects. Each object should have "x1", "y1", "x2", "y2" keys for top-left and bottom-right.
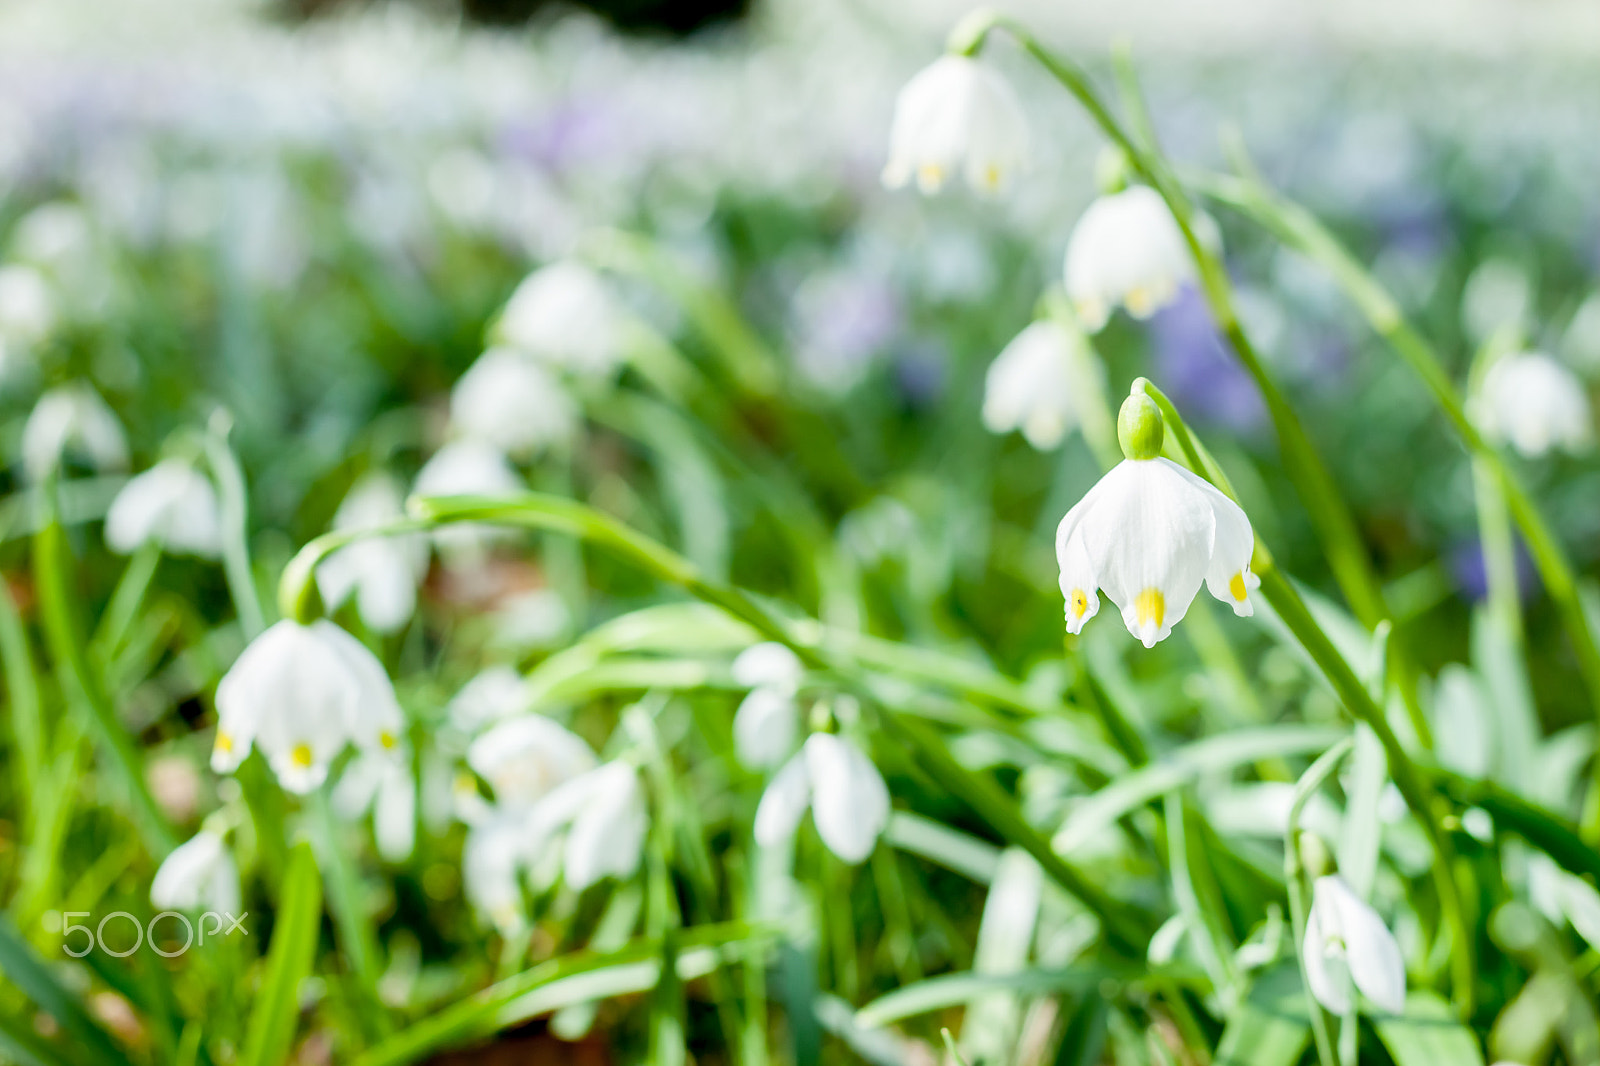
[
  {"x1": 0, "y1": 917, "x2": 129, "y2": 1066},
  {"x1": 1375, "y1": 992, "x2": 1485, "y2": 1066},
  {"x1": 239, "y1": 841, "x2": 323, "y2": 1066},
  {"x1": 1214, "y1": 963, "x2": 1310, "y2": 1066},
  {"x1": 854, "y1": 964, "x2": 1202, "y2": 1030}
]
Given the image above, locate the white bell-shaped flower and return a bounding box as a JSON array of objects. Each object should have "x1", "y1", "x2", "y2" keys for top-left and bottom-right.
[
  {"x1": 450, "y1": 347, "x2": 579, "y2": 458},
  {"x1": 316, "y1": 474, "x2": 428, "y2": 634},
  {"x1": 213, "y1": 619, "x2": 404, "y2": 794},
  {"x1": 467, "y1": 714, "x2": 597, "y2": 809},
  {"x1": 882, "y1": 54, "x2": 1029, "y2": 196},
  {"x1": 754, "y1": 734, "x2": 890, "y2": 864},
  {"x1": 104, "y1": 459, "x2": 222, "y2": 559},
  {"x1": 1472, "y1": 351, "x2": 1592, "y2": 458},
  {"x1": 0, "y1": 264, "x2": 56, "y2": 370},
  {"x1": 731, "y1": 642, "x2": 805, "y2": 770},
  {"x1": 1302, "y1": 874, "x2": 1407, "y2": 1015},
  {"x1": 21, "y1": 384, "x2": 129, "y2": 481},
  {"x1": 494, "y1": 261, "x2": 627, "y2": 380},
  {"x1": 542, "y1": 761, "x2": 649, "y2": 892},
  {"x1": 334, "y1": 749, "x2": 417, "y2": 863},
  {"x1": 447, "y1": 665, "x2": 528, "y2": 732},
  {"x1": 150, "y1": 830, "x2": 241, "y2": 915},
  {"x1": 1055, "y1": 390, "x2": 1257, "y2": 648},
  {"x1": 982, "y1": 320, "x2": 1102, "y2": 450},
  {"x1": 1064, "y1": 187, "x2": 1195, "y2": 332}
]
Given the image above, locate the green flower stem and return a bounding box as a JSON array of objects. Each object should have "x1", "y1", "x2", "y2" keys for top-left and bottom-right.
[
  {"x1": 0, "y1": 567, "x2": 45, "y2": 825},
  {"x1": 89, "y1": 541, "x2": 161, "y2": 667},
  {"x1": 1142, "y1": 383, "x2": 1475, "y2": 1014},
  {"x1": 281, "y1": 494, "x2": 1155, "y2": 956},
  {"x1": 203, "y1": 417, "x2": 269, "y2": 639},
  {"x1": 308, "y1": 787, "x2": 393, "y2": 1044},
  {"x1": 33, "y1": 494, "x2": 176, "y2": 858},
  {"x1": 1196, "y1": 169, "x2": 1600, "y2": 819},
  {"x1": 1286, "y1": 736, "x2": 1354, "y2": 1066}
]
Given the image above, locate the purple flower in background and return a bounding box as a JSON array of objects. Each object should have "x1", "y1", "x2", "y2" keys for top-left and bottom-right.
[
  {"x1": 1150, "y1": 287, "x2": 1266, "y2": 431},
  {"x1": 790, "y1": 268, "x2": 902, "y2": 392},
  {"x1": 1449, "y1": 536, "x2": 1539, "y2": 604}
]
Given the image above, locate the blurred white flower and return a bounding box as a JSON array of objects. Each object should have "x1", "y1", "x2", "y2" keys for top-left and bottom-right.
[
  {"x1": 21, "y1": 384, "x2": 129, "y2": 481},
  {"x1": 1303, "y1": 874, "x2": 1406, "y2": 1015},
  {"x1": 1472, "y1": 351, "x2": 1591, "y2": 458},
  {"x1": 451, "y1": 347, "x2": 579, "y2": 457},
  {"x1": 467, "y1": 714, "x2": 597, "y2": 808},
  {"x1": 104, "y1": 459, "x2": 222, "y2": 559},
  {"x1": 731, "y1": 642, "x2": 804, "y2": 770},
  {"x1": 754, "y1": 734, "x2": 889, "y2": 864},
  {"x1": 0, "y1": 264, "x2": 56, "y2": 367},
  {"x1": 1065, "y1": 187, "x2": 1195, "y2": 332},
  {"x1": 334, "y1": 749, "x2": 417, "y2": 863},
  {"x1": 316, "y1": 474, "x2": 429, "y2": 634},
  {"x1": 982, "y1": 320, "x2": 1101, "y2": 451},
  {"x1": 525, "y1": 761, "x2": 649, "y2": 891},
  {"x1": 882, "y1": 54, "x2": 1029, "y2": 196},
  {"x1": 447, "y1": 665, "x2": 528, "y2": 733},
  {"x1": 151, "y1": 830, "x2": 241, "y2": 915},
  {"x1": 413, "y1": 439, "x2": 524, "y2": 559},
  {"x1": 462, "y1": 813, "x2": 527, "y2": 933},
  {"x1": 494, "y1": 261, "x2": 627, "y2": 380},
  {"x1": 213, "y1": 619, "x2": 404, "y2": 794},
  {"x1": 490, "y1": 588, "x2": 573, "y2": 651},
  {"x1": 1055, "y1": 394, "x2": 1256, "y2": 648}
]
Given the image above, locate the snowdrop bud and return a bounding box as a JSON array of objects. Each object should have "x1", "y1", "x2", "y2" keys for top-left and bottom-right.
[
  {"x1": 467, "y1": 715, "x2": 597, "y2": 808},
  {"x1": 1303, "y1": 875, "x2": 1407, "y2": 1016},
  {"x1": 104, "y1": 459, "x2": 223, "y2": 559},
  {"x1": 151, "y1": 831, "x2": 241, "y2": 915},
  {"x1": 731, "y1": 642, "x2": 804, "y2": 692},
  {"x1": 882, "y1": 54, "x2": 1029, "y2": 196},
  {"x1": 213, "y1": 620, "x2": 404, "y2": 794},
  {"x1": 1056, "y1": 404, "x2": 1257, "y2": 647},
  {"x1": 494, "y1": 261, "x2": 627, "y2": 380},
  {"x1": 982, "y1": 321, "x2": 1100, "y2": 451},
  {"x1": 316, "y1": 474, "x2": 428, "y2": 634},
  {"x1": 561, "y1": 762, "x2": 647, "y2": 891},
  {"x1": 753, "y1": 734, "x2": 890, "y2": 864},
  {"x1": 1065, "y1": 187, "x2": 1194, "y2": 332},
  {"x1": 21, "y1": 384, "x2": 129, "y2": 481},
  {"x1": 1471, "y1": 352, "x2": 1591, "y2": 458},
  {"x1": 450, "y1": 348, "x2": 579, "y2": 458}
]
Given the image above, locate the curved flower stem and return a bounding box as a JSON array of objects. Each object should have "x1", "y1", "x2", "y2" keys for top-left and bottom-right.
[
  {"x1": 203, "y1": 413, "x2": 268, "y2": 639},
  {"x1": 280, "y1": 494, "x2": 1154, "y2": 955},
  {"x1": 1141, "y1": 382, "x2": 1476, "y2": 1015},
  {"x1": 1286, "y1": 736, "x2": 1354, "y2": 1066},
  {"x1": 1195, "y1": 168, "x2": 1600, "y2": 831},
  {"x1": 960, "y1": 10, "x2": 1433, "y2": 750}
]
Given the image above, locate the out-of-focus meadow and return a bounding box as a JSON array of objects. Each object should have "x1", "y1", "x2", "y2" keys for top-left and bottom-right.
[{"x1": 3, "y1": 0, "x2": 1600, "y2": 1063}]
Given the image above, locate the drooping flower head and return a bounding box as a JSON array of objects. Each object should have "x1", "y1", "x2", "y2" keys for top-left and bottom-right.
[
  {"x1": 21, "y1": 383, "x2": 129, "y2": 481},
  {"x1": 730, "y1": 642, "x2": 805, "y2": 770},
  {"x1": 493, "y1": 261, "x2": 627, "y2": 380},
  {"x1": 882, "y1": 54, "x2": 1029, "y2": 196},
  {"x1": 754, "y1": 733, "x2": 890, "y2": 864},
  {"x1": 982, "y1": 319, "x2": 1102, "y2": 451},
  {"x1": 213, "y1": 619, "x2": 404, "y2": 793},
  {"x1": 1055, "y1": 386, "x2": 1257, "y2": 647},
  {"x1": 104, "y1": 459, "x2": 222, "y2": 559},
  {"x1": 1302, "y1": 874, "x2": 1407, "y2": 1015},
  {"x1": 1064, "y1": 187, "x2": 1197, "y2": 333},
  {"x1": 450, "y1": 347, "x2": 579, "y2": 458},
  {"x1": 151, "y1": 830, "x2": 241, "y2": 915},
  {"x1": 1471, "y1": 351, "x2": 1592, "y2": 458},
  {"x1": 316, "y1": 473, "x2": 429, "y2": 634}
]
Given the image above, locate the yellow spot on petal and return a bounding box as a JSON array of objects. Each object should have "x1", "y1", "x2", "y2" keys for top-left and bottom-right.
[
  {"x1": 1070, "y1": 589, "x2": 1090, "y2": 619},
  {"x1": 290, "y1": 743, "x2": 314, "y2": 769},
  {"x1": 917, "y1": 163, "x2": 946, "y2": 193},
  {"x1": 1229, "y1": 572, "x2": 1248, "y2": 602},
  {"x1": 984, "y1": 163, "x2": 1001, "y2": 189},
  {"x1": 379, "y1": 730, "x2": 397, "y2": 750},
  {"x1": 1135, "y1": 587, "x2": 1165, "y2": 629},
  {"x1": 1125, "y1": 287, "x2": 1154, "y2": 317},
  {"x1": 214, "y1": 731, "x2": 233, "y2": 754}
]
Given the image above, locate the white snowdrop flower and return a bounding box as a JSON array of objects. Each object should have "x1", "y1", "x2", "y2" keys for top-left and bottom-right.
[
  {"x1": 1064, "y1": 187, "x2": 1196, "y2": 333},
  {"x1": 731, "y1": 642, "x2": 805, "y2": 770},
  {"x1": 447, "y1": 665, "x2": 528, "y2": 733},
  {"x1": 731, "y1": 642, "x2": 804, "y2": 691},
  {"x1": 549, "y1": 761, "x2": 648, "y2": 891},
  {"x1": 982, "y1": 320, "x2": 1102, "y2": 451},
  {"x1": 213, "y1": 620, "x2": 404, "y2": 794},
  {"x1": 21, "y1": 384, "x2": 129, "y2": 481},
  {"x1": 334, "y1": 748, "x2": 417, "y2": 863},
  {"x1": 882, "y1": 54, "x2": 1029, "y2": 196},
  {"x1": 316, "y1": 474, "x2": 428, "y2": 634},
  {"x1": 1303, "y1": 875, "x2": 1407, "y2": 1016},
  {"x1": 450, "y1": 347, "x2": 579, "y2": 458},
  {"x1": 467, "y1": 714, "x2": 597, "y2": 809},
  {"x1": 494, "y1": 261, "x2": 628, "y2": 380},
  {"x1": 462, "y1": 814, "x2": 527, "y2": 933},
  {"x1": 754, "y1": 734, "x2": 890, "y2": 864},
  {"x1": 104, "y1": 459, "x2": 223, "y2": 559},
  {"x1": 414, "y1": 439, "x2": 524, "y2": 559},
  {"x1": 150, "y1": 830, "x2": 241, "y2": 915},
  {"x1": 1472, "y1": 351, "x2": 1591, "y2": 458},
  {"x1": 0, "y1": 264, "x2": 56, "y2": 364},
  {"x1": 1055, "y1": 389, "x2": 1257, "y2": 648}
]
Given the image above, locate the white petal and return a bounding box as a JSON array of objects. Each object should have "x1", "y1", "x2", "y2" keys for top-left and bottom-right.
[
  {"x1": 803, "y1": 734, "x2": 889, "y2": 864},
  {"x1": 495, "y1": 262, "x2": 626, "y2": 379},
  {"x1": 733, "y1": 688, "x2": 800, "y2": 770},
  {"x1": 151, "y1": 831, "x2": 230, "y2": 911},
  {"x1": 983, "y1": 321, "x2": 1083, "y2": 451},
  {"x1": 468, "y1": 714, "x2": 597, "y2": 807},
  {"x1": 1313, "y1": 875, "x2": 1406, "y2": 1015},
  {"x1": 1302, "y1": 887, "x2": 1352, "y2": 1015},
  {"x1": 312, "y1": 620, "x2": 404, "y2": 752},
  {"x1": 883, "y1": 55, "x2": 1028, "y2": 196},
  {"x1": 1064, "y1": 187, "x2": 1191, "y2": 331},
  {"x1": 448, "y1": 666, "x2": 528, "y2": 732},
  {"x1": 562, "y1": 763, "x2": 647, "y2": 890},
  {"x1": 753, "y1": 751, "x2": 812, "y2": 847},
  {"x1": 1478, "y1": 351, "x2": 1592, "y2": 458},
  {"x1": 1057, "y1": 532, "x2": 1102, "y2": 635},
  {"x1": 22, "y1": 384, "x2": 129, "y2": 481},
  {"x1": 463, "y1": 816, "x2": 526, "y2": 933},
  {"x1": 731, "y1": 642, "x2": 805, "y2": 691},
  {"x1": 105, "y1": 460, "x2": 221, "y2": 558},
  {"x1": 451, "y1": 348, "x2": 579, "y2": 457},
  {"x1": 374, "y1": 762, "x2": 417, "y2": 863},
  {"x1": 1162, "y1": 462, "x2": 1257, "y2": 617}
]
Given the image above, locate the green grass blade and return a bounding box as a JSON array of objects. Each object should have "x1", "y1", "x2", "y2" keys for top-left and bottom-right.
[
  {"x1": 0, "y1": 917, "x2": 130, "y2": 1065},
  {"x1": 1214, "y1": 963, "x2": 1310, "y2": 1066},
  {"x1": 854, "y1": 964, "x2": 1201, "y2": 1030},
  {"x1": 238, "y1": 841, "x2": 323, "y2": 1066},
  {"x1": 1375, "y1": 992, "x2": 1485, "y2": 1066}
]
